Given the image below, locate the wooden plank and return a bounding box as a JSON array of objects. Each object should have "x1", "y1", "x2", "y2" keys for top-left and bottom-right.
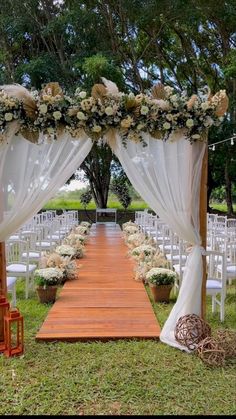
[
  {"x1": 200, "y1": 143, "x2": 208, "y2": 319},
  {"x1": 36, "y1": 224, "x2": 161, "y2": 341}
]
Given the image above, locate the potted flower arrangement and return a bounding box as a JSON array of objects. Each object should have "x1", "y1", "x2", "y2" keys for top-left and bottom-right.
[
  {"x1": 34, "y1": 267, "x2": 64, "y2": 303},
  {"x1": 55, "y1": 244, "x2": 77, "y2": 258},
  {"x1": 145, "y1": 267, "x2": 177, "y2": 303}
]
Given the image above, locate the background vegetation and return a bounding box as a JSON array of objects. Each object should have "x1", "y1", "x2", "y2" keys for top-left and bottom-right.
[{"x1": 0, "y1": 0, "x2": 235, "y2": 213}]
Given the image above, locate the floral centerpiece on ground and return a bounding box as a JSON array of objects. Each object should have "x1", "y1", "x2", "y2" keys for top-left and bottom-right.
[
  {"x1": 63, "y1": 234, "x2": 85, "y2": 257},
  {"x1": 135, "y1": 250, "x2": 171, "y2": 282},
  {"x1": 39, "y1": 252, "x2": 78, "y2": 282},
  {"x1": 34, "y1": 267, "x2": 64, "y2": 288},
  {"x1": 126, "y1": 232, "x2": 146, "y2": 249},
  {"x1": 131, "y1": 244, "x2": 156, "y2": 260},
  {"x1": 80, "y1": 221, "x2": 92, "y2": 229},
  {"x1": 74, "y1": 225, "x2": 89, "y2": 235},
  {"x1": 55, "y1": 244, "x2": 77, "y2": 258},
  {"x1": 146, "y1": 267, "x2": 176, "y2": 286},
  {"x1": 123, "y1": 225, "x2": 140, "y2": 237},
  {"x1": 66, "y1": 233, "x2": 86, "y2": 244},
  {"x1": 146, "y1": 267, "x2": 177, "y2": 303}
]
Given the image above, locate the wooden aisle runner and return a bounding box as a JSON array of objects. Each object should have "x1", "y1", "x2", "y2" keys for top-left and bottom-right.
[{"x1": 36, "y1": 224, "x2": 161, "y2": 341}]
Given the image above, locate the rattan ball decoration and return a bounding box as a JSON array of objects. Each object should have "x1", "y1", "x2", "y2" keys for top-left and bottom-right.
[
  {"x1": 174, "y1": 314, "x2": 211, "y2": 350},
  {"x1": 215, "y1": 329, "x2": 236, "y2": 359},
  {"x1": 196, "y1": 337, "x2": 225, "y2": 367}
]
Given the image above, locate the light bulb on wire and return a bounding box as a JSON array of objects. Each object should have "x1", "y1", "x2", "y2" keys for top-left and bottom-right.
[
  {"x1": 230, "y1": 137, "x2": 234, "y2": 145},
  {"x1": 212, "y1": 144, "x2": 215, "y2": 151}
]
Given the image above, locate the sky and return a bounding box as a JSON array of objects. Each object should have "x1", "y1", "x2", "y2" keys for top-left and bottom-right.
[{"x1": 60, "y1": 179, "x2": 88, "y2": 191}]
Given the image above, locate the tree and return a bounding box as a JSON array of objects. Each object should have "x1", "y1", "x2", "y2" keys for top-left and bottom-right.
[{"x1": 0, "y1": 0, "x2": 235, "y2": 211}]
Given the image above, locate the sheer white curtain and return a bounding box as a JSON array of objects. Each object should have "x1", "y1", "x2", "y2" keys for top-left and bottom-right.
[
  {"x1": 0, "y1": 132, "x2": 92, "y2": 241},
  {"x1": 108, "y1": 130, "x2": 206, "y2": 351}
]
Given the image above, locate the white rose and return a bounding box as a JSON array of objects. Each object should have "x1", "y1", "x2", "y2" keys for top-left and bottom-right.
[
  {"x1": 39, "y1": 104, "x2": 48, "y2": 114},
  {"x1": 163, "y1": 122, "x2": 171, "y2": 130},
  {"x1": 92, "y1": 125, "x2": 102, "y2": 133},
  {"x1": 47, "y1": 127, "x2": 54, "y2": 134},
  {"x1": 77, "y1": 111, "x2": 86, "y2": 120},
  {"x1": 105, "y1": 106, "x2": 113, "y2": 116},
  {"x1": 140, "y1": 105, "x2": 149, "y2": 115},
  {"x1": 4, "y1": 112, "x2": 13, "y2": 121},
  {"x1": 201, "y1": 101, "x2": 210, "y2": 111},
  {"x1": 79, "y1": 91, "x2": 87, "y2": 99},
  {"x1": 204, "y1": 116, "x2": 213, "y2": 127},
  {"x1": 53, "y1": 111, "x2": 62, "y2": 120},
  {"x1": 186, "y1": 118, "x2": 194, "y2": 128}
]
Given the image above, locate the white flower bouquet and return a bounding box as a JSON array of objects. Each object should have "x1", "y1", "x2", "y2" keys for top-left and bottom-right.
[
  {"x1": 34, "y1": 267, "x2": 64, "y2": 287},
  {"x1": 80, "y1": 221, "x2": 92, "y2": 229},
  {"x1": 131, "y1": 244, "x2": 156, "y2": 259},
  {"x1": 146, "y1": 267, "x2": 176, "y2": 286},
  {"x1": 74, "y1": 225, "x2": 89, "y2": 235},
  {"x1": 55, "y1": 244, "x2": 77, "y2": 258}
]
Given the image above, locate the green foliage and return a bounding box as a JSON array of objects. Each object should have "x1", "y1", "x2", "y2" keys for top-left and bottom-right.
[
  {"x1": 110, "y1": 177, "x2": 132, "y2": 209},
  {"x1": 79, "y1": 188, "x2": 92, "y2": 207}
]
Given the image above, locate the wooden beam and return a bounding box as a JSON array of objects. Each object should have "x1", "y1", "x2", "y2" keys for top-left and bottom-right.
[
  {"x1": 199, "y1": 144, "x2": 208, "y2": 319},
  {"x1": 0, "y1": 241, "x2": 7, "y2": 342}
]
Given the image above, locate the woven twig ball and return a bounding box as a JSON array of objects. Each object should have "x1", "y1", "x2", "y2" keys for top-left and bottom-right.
[
  {"x1": 215, "y1": 329, "x2": 236, "y2": 359},
  {"x1": 174, "y1": 314, "x2": 211, "y2": 350},
  {"x1": 196, "y1": 337, "x2": 225, "y2": 367}
]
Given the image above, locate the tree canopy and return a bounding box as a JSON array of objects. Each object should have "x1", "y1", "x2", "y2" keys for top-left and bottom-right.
[{"x1": 0, "y1": 0, "x2": 235, "y2": 212}]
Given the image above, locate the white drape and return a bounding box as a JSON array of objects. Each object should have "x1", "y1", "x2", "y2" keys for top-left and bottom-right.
[
  {"x1": 108, "y1": 130, "x2": 206, "y2": 351},
  {"x1": 0, "y1": 132, "x2": 92, "y2": 241}
]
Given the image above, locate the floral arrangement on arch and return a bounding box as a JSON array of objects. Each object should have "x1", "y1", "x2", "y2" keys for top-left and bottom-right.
[{"x1": 0, "y1": 79, "x2": 228, "y2": 145}]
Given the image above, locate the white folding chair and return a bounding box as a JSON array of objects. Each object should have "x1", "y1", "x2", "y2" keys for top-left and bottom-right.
[
  {"x1": 206, "y1": 250, "x2": 226, "y2": 322},
  {"x1": 6, "y1": 240, "x2": 37, "y2": 299}
]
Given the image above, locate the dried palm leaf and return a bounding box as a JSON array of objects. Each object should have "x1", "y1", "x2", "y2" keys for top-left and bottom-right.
[
  {"x1": 91, "y1": 83, "x2": 107, "y2": 100},
  {"x1": 1, "y1": 84, "x2": 37, "y2": 120},
  {"x1": 101, "y1": 77, "x2": 119, "y2": 95},
  {"x1": 150, "y1": 130, "x2": 163, "y2": 139},
  {"x1": 125, "y1": 97, "x2": 138, "y2": 111},
  {"x1": 214, "y1": 94, "x2": 229, "y2": 117},
  {"x1": 20, "y1": 128, "x2": 39, "y2": 143},
  {"x1": 187, "y1": 94, "x2": 198, "y2": 110},
  {"x1": 67, "y1": 107, "x2": 79, "y2": 117},
  {"x1": 151, "y1": 83, "x2": 166, "y2": 100},
  {"x1": 41, "y1": 82, "x2": 63, "y2": 98}
]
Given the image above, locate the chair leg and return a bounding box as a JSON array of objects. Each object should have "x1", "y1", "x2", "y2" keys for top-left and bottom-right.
[
  {"x1": 25, "y1": 275, "x2": 29, "y2": 299},
  {"x1": 212, "y1": 296, "x2": 216, "y2": 313},
  {"x1": 12, "y1": 283, "x2": 17, "y2": 307}
]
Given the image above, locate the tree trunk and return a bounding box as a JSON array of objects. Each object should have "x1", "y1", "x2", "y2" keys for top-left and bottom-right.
[
  {"x1": 225, "y1": 160, "x2": 234, "y2": 215},
  {"x1": 81, "y1": 143, "x2": 113, "y2": 209}
]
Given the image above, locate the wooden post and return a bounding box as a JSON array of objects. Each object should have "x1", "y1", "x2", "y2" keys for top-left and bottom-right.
[
  {"x1": 199, "y1": 144, "x2": 208, "y2": 319},
  {"x1": 0, "y1": 241, "x2": 7, "y2": 342}
]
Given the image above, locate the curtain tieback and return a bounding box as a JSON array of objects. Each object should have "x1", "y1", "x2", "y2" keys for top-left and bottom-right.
[{"x1": 186, "y1": 244, "x2": 206, "y2": 255}]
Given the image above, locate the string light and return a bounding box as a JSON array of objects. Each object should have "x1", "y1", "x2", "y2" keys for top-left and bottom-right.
[{"x1": 208, "y1": 134, "x2": 236, "y2": 150}]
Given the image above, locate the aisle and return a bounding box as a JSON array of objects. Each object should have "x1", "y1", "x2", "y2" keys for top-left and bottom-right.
[{"x1": 36, "y1": 224, "x2": 161, "y2": 341}]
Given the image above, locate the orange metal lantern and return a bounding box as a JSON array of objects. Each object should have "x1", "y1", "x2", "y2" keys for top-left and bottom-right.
[
  {"x1": 0, "y1": 295, "x2": 10, "y2": 352},
  {"x1": 4, "y1": 308, "x2": 24, "y2": 357}
]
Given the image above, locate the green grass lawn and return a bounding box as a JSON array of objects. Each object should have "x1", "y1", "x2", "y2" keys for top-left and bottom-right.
[
  {"x1": 0, "y1": 278, "x2": 235, "y2": 415},
  {"x1": 43, "y1": 196, "x2": 235, "y2": 213},
  {"x1": 43, "y1": 198, "x2": 148, "y2": 211}
]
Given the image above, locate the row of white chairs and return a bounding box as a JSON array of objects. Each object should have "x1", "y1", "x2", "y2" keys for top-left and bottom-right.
[
  {"x1": 135, "y1": 210, "x2": 236, "y2": 321},
  {"x1": 6, "y1": 210, "x2": 79, "y2": 305}
]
